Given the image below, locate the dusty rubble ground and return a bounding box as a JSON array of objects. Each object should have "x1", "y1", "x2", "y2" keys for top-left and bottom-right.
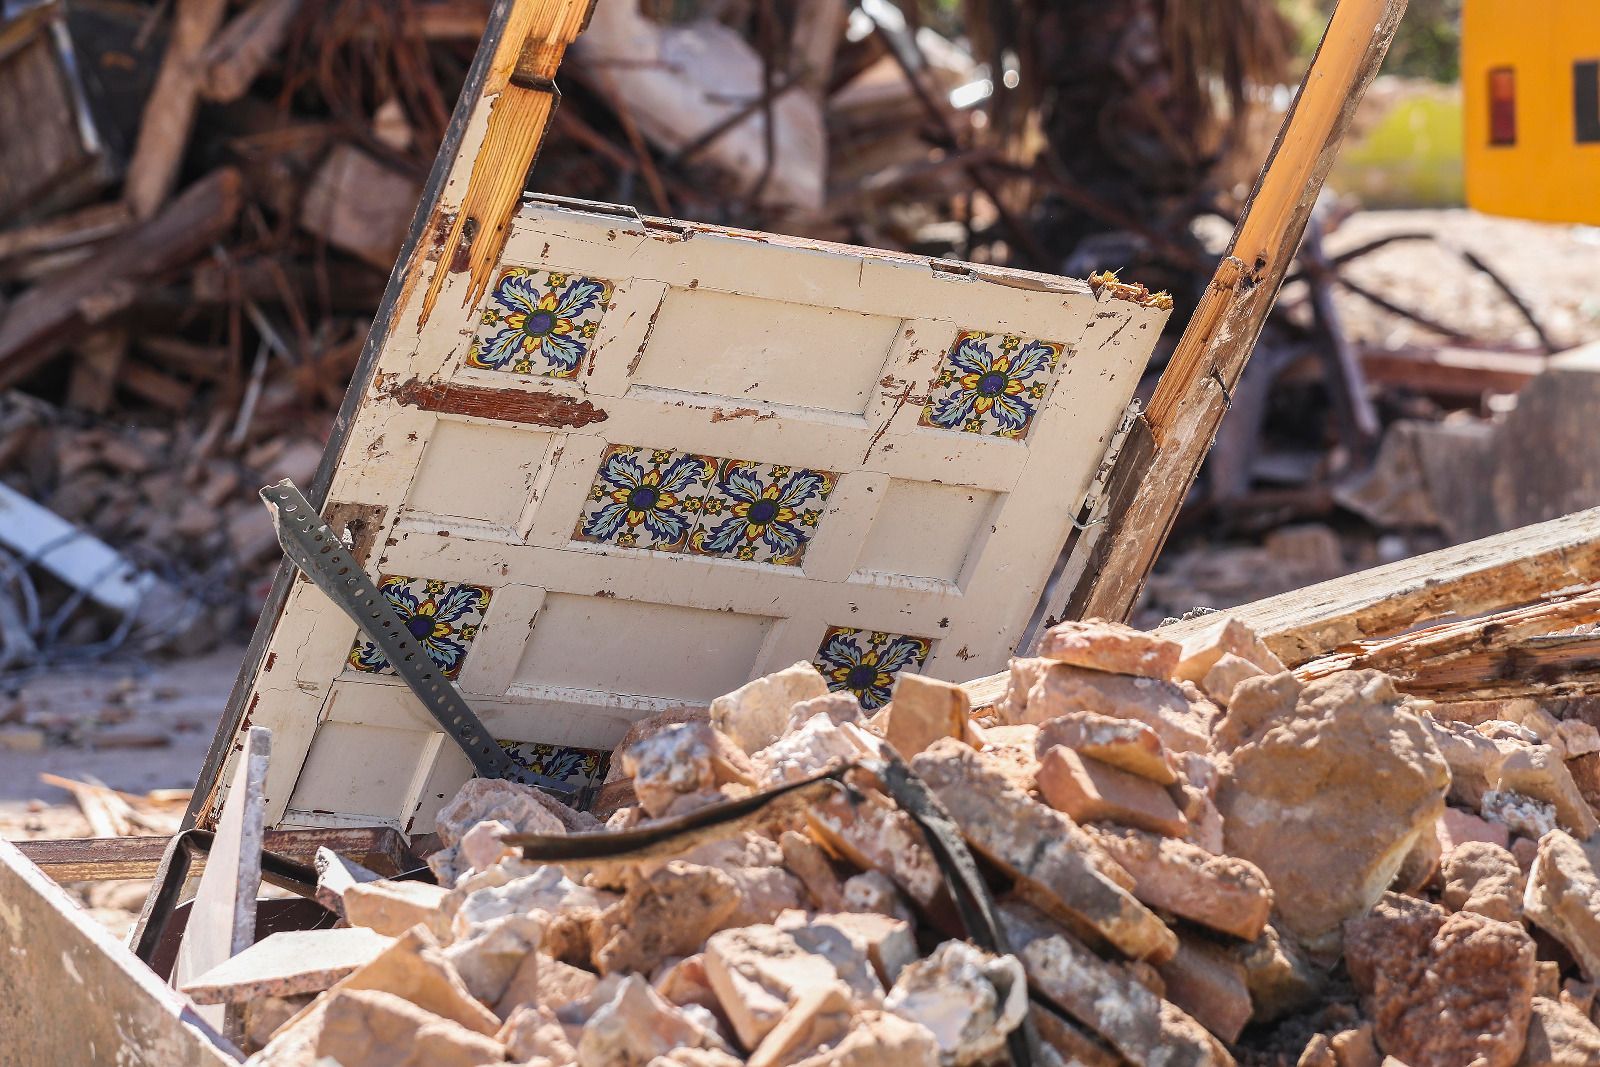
[{"x1": 142, "y1": 613, "x2": 1600, "y2": 1067}]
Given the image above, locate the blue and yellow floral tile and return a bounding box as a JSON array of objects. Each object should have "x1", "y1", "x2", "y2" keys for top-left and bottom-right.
[
  {"x1": 497, "y1": 740, "x2": 609, "y2": 787},
  {"x1": 466, "y1": 266, "x2": 613, "y2": 380},
  {"x1": 813, "y1": 626, "x2": 932, "y2": 711},
  {"x1": 919, "y1": 329, "x2": 1065, "y2": 440},
  {"x1": 688, "y1": 459, "x2": 835, "y2": 567},
  {"x1": 574, "y1": 445, "x2": 714, "y2": 553},
  {"x1": 347, "y1": 575, "x2": 492, "y2": 681}
]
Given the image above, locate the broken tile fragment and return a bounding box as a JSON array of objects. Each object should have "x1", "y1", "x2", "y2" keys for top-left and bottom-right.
[
  {"x1": 1037, "y1": 746, "x2": 1189, "y2": 838},
  {"x1": 342, "y1": 878, "x2": 450, "y2": 939},
  {"x1": 999, "y1": 900, "x2": 1232, "y2": 1067},
  {"x1": 1017, "y1": 661, "x2": 1212, "y2": 752},
  {"x1": 1156, "y1": 935, "x2": 1252, "y2": 1043}
]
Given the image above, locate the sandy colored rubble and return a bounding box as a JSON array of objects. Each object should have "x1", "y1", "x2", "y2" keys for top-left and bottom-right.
[{"x1": 190, "y1": 614, "x2": 1600, "y2": 1067}]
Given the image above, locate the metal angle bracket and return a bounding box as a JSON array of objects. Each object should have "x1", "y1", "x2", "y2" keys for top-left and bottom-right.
[{"x1": 259, "y1": 479, "x2": 576, "y2": 796}]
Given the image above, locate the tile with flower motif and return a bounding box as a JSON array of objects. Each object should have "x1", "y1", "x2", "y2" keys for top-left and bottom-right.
[
  {"x1": 813, "y1": 626, "x2": 932, "y2": 711},
  {"x1": 498, "y1": 740, "x2": 609, "y2": 787},
  {"x1": 465, "y1": 266, "x2": 613, "y2": 380},
  {"x1": 688, "y1": 458, "x2": 835, "y2": 567},
  {"x1": 574, "y1": 445, "x2": 714, "y2": 553},
  {"x1": 347, "y1": 575, "x2": 493, "y2": 681},
  {"x1": 918, "y1": 329, "x2": 1065, "y2": 440}
]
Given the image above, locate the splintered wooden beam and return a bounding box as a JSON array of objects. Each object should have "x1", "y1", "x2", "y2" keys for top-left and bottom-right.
[
  {"x1": 1154, "y1": 506, "x2": 1600, "y2": 666},
  {"x1": 966, "y1": 507, "x2": 1600, "y2": 709},
  {"x1": 1064, "y1": 0, "x2": 1409, "y2": 622},
  {"x1": 416, "y1": 0, "x2": 596, "y2": 327}
]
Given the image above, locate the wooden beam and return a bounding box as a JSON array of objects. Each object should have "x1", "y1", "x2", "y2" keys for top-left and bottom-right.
[
  {"x1": 0, "y1": 168, "x2": 242, "y2": 390},
  {"x1": 16, "y1": 827, "x2": 414, "y2": 884},
  {"x1": 1064, "y1": 0, "x2": 1408, "y2": 621},
  {"x1": 124, "y1": 0, "x2": 230, "y2": 219},
  {"x1": 966, "y1": 506, "x2": 1600, "y2": 707},
  {"x1": 416, "y1": 0, "x2": 596, "y2": 327},
  {"x1": 1151, "y1": 506, "x2": 1600, "y2": 667}
]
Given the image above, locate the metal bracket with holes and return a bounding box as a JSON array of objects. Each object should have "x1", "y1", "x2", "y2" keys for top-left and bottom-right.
[{"x1": 259, "y1": 479, "x2": 577, "y2": 795}]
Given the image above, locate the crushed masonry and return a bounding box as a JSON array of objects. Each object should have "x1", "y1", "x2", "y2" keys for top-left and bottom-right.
[{"x1": 145, "y1": 615, "x2": 1600, "y2": 1067}]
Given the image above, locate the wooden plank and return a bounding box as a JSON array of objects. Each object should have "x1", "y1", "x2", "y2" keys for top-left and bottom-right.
[
  {"x1": 17, "y1": 827, "x2": 413, "y2": 884},
  {"x1": 0, "y1": 168, "x2": 243, "y2": 389},
  {"x1": 172, "y1": 727, "x2": 269, "y2": 1029},
  {"x1": 0, "y1": 837, "x2": 241, "y2": 1065},
  {"x1": 1065, "y1": 0, "x2": 1408, "y2": 621},
  {"x1": 964, "y1": 506, "x2": 1600, "y2": 707},
  {"x1": 1154, "y1": 506, "x2": 1600, "y2": 666},
  {"x1": 124, "y1": 0, "x2": 229, "y2": 219}
]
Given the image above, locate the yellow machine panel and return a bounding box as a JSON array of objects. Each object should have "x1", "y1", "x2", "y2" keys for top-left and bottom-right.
[{"x1": 1462, "y1": 0, "x2": 1600, "y2": 225}]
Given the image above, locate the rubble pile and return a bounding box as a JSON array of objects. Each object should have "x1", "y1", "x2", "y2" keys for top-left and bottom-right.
[{"x1": 178, "y1": 617, "x2": 1600, "y2": 1066}]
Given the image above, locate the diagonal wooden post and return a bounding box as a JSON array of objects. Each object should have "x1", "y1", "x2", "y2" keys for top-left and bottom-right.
[
  {"x1": 1064, "y1": 0, "x2": 1410, "y2": 622},
  {"x1": 416, "y1": 0, "x2": 597, "y2": 328}
]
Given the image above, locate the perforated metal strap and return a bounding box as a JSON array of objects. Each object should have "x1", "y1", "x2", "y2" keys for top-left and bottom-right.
[{"x1": 260, "y1": 479, "x2": 572, "y2": 792}]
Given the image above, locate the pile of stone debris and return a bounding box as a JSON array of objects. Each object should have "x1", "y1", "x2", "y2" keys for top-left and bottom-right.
[{"x1": 185, "y1": 618, "x2": 1600, "y2": 1066}]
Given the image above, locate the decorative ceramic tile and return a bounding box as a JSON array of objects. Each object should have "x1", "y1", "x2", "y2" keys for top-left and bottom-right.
[
  {"x1": 498, "y1": 740, "x2": 609, "y2": 786},
  {"x1": 688, "y1": 459, "x2": 835, "y2": 567},
  {"x1": 466, "y1": 266, "x2": 613, "y2": 379},
  {"x1": 813, "y1": 626, "x2": 932, "y2": 711},
  {"x1": 574, "y1": 445, "x2": 714, "y2": 552},
  {"x1": 919, "y1": 329, "x2": 1064, "y2": 440},
  {"x1": 573, "y1": 447, "x2": 835, "y2": 567},
  {"x1": 347, "y1": 576, "x2": 492, "y2": 681}
]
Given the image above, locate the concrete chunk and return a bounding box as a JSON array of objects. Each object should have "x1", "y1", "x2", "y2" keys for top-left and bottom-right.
[
  {"x1": 1173, "y1": 615, "x2": 1286, "y2": 684},
  {"x1": 314, "y1": 988, "x2": 505, "y2": 1067}
]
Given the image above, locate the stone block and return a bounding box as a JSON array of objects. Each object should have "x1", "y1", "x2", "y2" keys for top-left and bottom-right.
[
  {"x1": 882, "y1": 672, "x2": 970, "y2": 758},
  {"x1": 314, "y1": 988, "x2": 505, "y2": 1067},
  {"x1": 1086, "y1": 825, "x2": 1272, "y2": 940},
  {"x1": 1037, "y1": 746, "x2": 1189, "y2": 838},
  {"x1": 1035, "y1": 711, "x2": 1176, "y2": 784},
  {"x1": 1156, "y1": 936, "x2": 1252, "y2": 1043},
  {"x1": 181, "y1": 927, "x2": 393, "y2": 1005},
  {"x1": 711, "y1": 662, "x2": 829, "y2": 754},
  {"x1": 911, "y1": 739, "x2": 1176, "y2": 963},
  {"x1": 1036, "y1": 619, "x2": 1181, "y2": 679}
]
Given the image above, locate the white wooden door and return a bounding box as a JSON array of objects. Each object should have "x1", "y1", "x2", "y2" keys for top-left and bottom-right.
[{"x1": 228, "y1": 196, "x2": 1165, "y2": 834}]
